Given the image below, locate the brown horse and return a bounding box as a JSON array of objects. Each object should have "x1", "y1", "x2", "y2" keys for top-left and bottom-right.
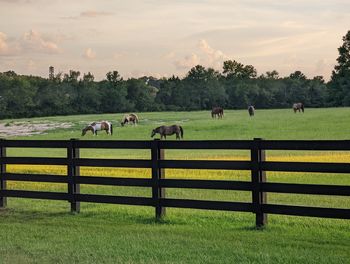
[
  {"x1": 211, "y1": 107, "x2": 224, "y2": 119},
  {"x1": 121, "y1": 113, "x2": 139, "y2": 126},
  {"x1": 293, "y1": 103, "x2": 304, "y2": 113},
  {"x1": 248, "y1": 105, "x2": 255, "y2": 116},
  {"x1": 151, "y1": 125, "x2": 183, "y2": 140},
  {"x1": 82, "y1": 121, "x2": 113, "y2": 136}
]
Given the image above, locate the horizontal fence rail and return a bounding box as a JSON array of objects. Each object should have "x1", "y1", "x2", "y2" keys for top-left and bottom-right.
[{"x1": 0, "y1": 138, "x2": 349, "y2": 228}]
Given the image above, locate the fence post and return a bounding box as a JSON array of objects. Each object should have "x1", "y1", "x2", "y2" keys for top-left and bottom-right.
[
  {"x1": 67, "y1": 138, "x2": 80, "y2": 213},
  {"x1": 151, "y1": 139, "x2": 166, "y2": 220},
  {"x1": 0, "y1": 139, "x2": 7, "y2": 208},
  {"x1": 251, "y1": 138, "x2": 267, "y2": 228}
]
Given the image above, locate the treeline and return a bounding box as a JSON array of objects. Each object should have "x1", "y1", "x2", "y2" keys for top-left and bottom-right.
[{"x1": 0, "y1": 30, "x2": 349, "y2": 119}]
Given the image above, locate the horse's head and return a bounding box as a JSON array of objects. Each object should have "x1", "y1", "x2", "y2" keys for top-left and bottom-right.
[
  {"x1": 120, "y1": 121, "x2": 125, "y2": 127},
  {"x1": 151, "y1": 129, "x2": 156, "y2": 138},
  {"x1": 81, "y1": 128, "x2": 87, "y2": 136}
]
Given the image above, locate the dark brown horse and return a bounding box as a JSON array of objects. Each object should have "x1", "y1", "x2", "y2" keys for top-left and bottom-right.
[
  {"x1": 293, "y1": 103, "x2": 304, "y2": 113},
  {"x1": 248, "y1": 105, "x2": 255, "y2": 116},
  {"x1": 211, "y1": 107, "x2": 224, "y2": 119},
  {"x1": 151, "y1": 125, "x2": 183, "y2": 140},
  {"x1": 121, "y1": 113, "x2": 139, "y2": 126},
  {"x1": 82, "y1": 121, "x2": 113, "y2": 136}
]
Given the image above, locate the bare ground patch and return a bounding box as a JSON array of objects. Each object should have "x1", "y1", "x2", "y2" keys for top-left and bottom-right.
[{"x1": 0, "y1": 121, "x2": 73, "y2": 137}]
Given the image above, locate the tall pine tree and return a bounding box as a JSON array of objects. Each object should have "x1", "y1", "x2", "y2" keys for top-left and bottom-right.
[{"x1": 329, "y1": 30, "x2": 350, "y2": 106}]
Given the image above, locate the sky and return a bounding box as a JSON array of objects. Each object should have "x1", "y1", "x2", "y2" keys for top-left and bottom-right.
[{"x1": 0, "y1": 0, "x2": 349, "y2": 80}]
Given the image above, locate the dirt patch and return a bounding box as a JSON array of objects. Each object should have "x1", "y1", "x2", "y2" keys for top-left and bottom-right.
[{"x1": 0, "y1": 121, "x2": 73, "y2": 137}]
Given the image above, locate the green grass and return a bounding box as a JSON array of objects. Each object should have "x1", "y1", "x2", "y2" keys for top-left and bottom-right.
[{"x1": 1, "y1": 108, "x2": 350, "y2": 263}]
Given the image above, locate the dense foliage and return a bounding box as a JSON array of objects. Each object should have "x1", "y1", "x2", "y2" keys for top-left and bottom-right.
[{"x1": 0, "y1": 30, "x2": 349, "y2": 119}]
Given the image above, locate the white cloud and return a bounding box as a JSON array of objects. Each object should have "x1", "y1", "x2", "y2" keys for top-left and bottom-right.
[
  {"x1": 83, "y1": 48, "x2": 96, "y2": 59},
  {"x1": 174, "y1": 53, "x2": 200, "y2": 70},
  {"x1": 22, "y1": 30, "x2": 60, "y2": 54},
  {"x1": 0, "y1": 32, "x2": 21, "y2": 56},
  {"x1": 198, "y1": 39, "x2": 229, "y2": 68}
]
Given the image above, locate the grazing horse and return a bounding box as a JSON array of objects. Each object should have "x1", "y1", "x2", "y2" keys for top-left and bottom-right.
[
  {"x1": 121, "y1": 113, "x2": 139, "y2": 126},
  {"x1": 211, "y1": 107, "x2": 224, "y2": 119},
  {"x1": 248, "y1": 105, "x2": 255, "y2": 116},
  {"x1": 82, "y1": 121, "x2": 113, "y2": 136},
  {"x1": 151, "y1": 125, "x2": 183, "y2": 140},
  {"x1": 293, "y1": 103, "x2": 304, "y2": 113}
]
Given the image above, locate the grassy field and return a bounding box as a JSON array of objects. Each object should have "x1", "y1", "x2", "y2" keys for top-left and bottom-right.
[{"x1": 0, "y1": 108, "x2": 350, "y2": 263}]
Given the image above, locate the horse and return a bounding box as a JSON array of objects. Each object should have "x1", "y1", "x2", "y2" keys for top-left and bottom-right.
[
  {"x1": 151, "y1": 125, "x2": 183, "y2": 140},
  {"x1": 293, "y1": 103, "x2": 304, "y2": 113},
  {"x1": 211, "y1": 107, "x2": 224, "y2": 119},
  {"x1": 121, "y1": 113, "x2": 139, "y2": 126},
  {"x1": 82, "y1": 121, "x2": 113, "y2": 136},
  {"x1": 248, "y1": 105, "x2": 255, "y2": 116}
]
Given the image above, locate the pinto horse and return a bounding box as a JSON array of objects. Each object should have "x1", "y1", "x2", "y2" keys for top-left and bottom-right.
[
  {"x1": 121, "y1": 113, "x2": 139, "y2": 126},
  {"x1": 82, "y1": 121, "x2": 113, "y2": 136},
  {"x1": 151, "y1": 125, "x2": 183, "y2": 140},
  {"x1": 293, "y1": 103, "x2": 304, "y2": 113},
  {"x1": 211, "y1": 107, "x2": 224, "y2": 119},
  {"x1": 248, "y1": 105, "x2": 255, "y2": 116}
]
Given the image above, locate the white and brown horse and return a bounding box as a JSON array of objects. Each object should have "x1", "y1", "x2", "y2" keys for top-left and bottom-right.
[
  {"x1": 121, "y1": 113, "x2": 139, "y2": 126},
  {"x1": 82, "y1": 121, "x2": 113, "y2": 136},
  {"x1": 151, "y1": 125, "x2": 183, "y2": 140},
  {"x1": 293, "y1": 103, "x2": 304, "y2": 113}
]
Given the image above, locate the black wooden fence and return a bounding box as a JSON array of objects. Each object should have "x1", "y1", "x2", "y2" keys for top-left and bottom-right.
[{"x1": 1, "y1": 138, "x2": 350, "y2": 227}]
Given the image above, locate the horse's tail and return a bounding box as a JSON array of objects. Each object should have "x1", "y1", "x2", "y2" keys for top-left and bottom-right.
[
  {"x1": 301, "y1": 104, "x2": 304, "y2": 112},
  {"x1": 110, "y1": 123, "x2": 113, "y2": 135},
  {"x1": 179, "y1": 126, "x2": 184, "y2": 139},
  {"x1": 221, "y1": 108, "x2": 224, "y2": 117}
]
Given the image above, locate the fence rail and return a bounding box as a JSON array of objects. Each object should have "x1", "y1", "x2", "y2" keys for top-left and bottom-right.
[{"x1": 0, "y1": 138, "x2": 349, "y2": 227}]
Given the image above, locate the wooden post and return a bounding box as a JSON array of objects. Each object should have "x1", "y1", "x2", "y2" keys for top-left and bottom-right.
[
  {"x1": 151, "y1": 139, "x2": 165, "y2": 220},
  {"x1": 251, "y1": 138, "x2": 267, "y2": 227},
  {"x1": 68, "y1": 138, "x2": 80, "y2": 213},
  {"x1": 0, "y1": 139, "x2": 7, "y2": 208}
]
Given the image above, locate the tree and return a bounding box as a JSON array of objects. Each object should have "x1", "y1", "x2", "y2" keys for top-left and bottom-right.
[
  {"x1": 223, "y1": 60, "x2": 257, "y2": 79},
  {"x1": 328, "y1": 30, "x2": 350, "y2": 106},
  {"x1": 265, "y1": 70, "x2": 279, "y2": 79},
  {"x1": 106, "y1": 71, "x2": 122, "y2": 83},
  {"x1": 83, "y1": 72, "x2": 94, "y2": 82},
  {"x1": 289, "y1": 71, "x2": 306, "y2": 80},
  {"x1": 63, "y1": 70, "x2": 80, "y2": 82}
]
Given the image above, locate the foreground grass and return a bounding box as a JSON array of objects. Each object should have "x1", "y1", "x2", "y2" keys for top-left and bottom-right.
[
  {"x1": 1, "y1": 200, "x2": 349, "y2": 264},
  {"x1": 1, "y1": 108, "x2": 350, "y2": 263}
]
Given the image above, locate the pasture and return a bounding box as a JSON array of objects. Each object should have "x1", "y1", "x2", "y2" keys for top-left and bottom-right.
[{"x1": 0, "y1": 108, "x2": 350, "y2": 263}]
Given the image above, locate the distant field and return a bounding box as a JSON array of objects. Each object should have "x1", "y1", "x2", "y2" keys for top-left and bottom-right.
[{"x1": 1, "y1": 108, "x2": 350, "y2": 263}]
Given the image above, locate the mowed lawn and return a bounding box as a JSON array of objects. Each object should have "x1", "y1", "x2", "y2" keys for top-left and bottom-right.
[{"x1": 0, "y1": 108, "x2": 350, "y2": 263}]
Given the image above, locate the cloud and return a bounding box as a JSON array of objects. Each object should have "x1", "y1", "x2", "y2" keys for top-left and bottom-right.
[
  {"x1": 83, "y1": 48, "x2": 96, "y2": 59},
  {"x1": 0, "y1": 32, "x2": 21, "y2": 56},
  {"x1": 174, "y1": 53, "x2": 200, "y2": 69},
  {"x1": 22, "y1": 30, "x2": 60, "y2": 54},
  {"x1": 171, "y1": 39, "x2": 229, "y2": 71},
  {"x1": 0, "y1": 32, "x2": 10, "y2": 55},
  {"x1": 62, "y1": 10, "x2": 114, "y2": 19},
  {"x1": 80, "y1": 10, "x2": 114, "y2": 18},
  {"x1": 198, "y1": 39, "x2": 229, "y2": 67},
  {"x1": 162, "y1": 51, "x2": 176, "y2": 59}
]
